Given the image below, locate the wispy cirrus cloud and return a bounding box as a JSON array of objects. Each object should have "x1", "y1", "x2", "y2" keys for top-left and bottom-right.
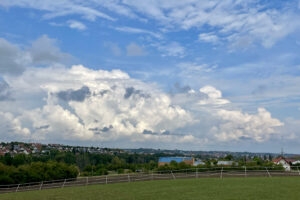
[
  {"x1": 2, "y1": 0, "x2": 299, "y2": 48},
  {"x1": 0, "y1": 0, "x2": 300, "y2": 48},
  {"x1": 122, "y1": 0, "x2": 300, "y2": 48},
  {"x1": 126, "y1": 43, "x2": 147, "y2": 56},
  {"x1": 198, "y1": 32, "x2": 219, "y2": 44},
  {"x1": 114, "y1": 26, "x2": 162, "y2": 39},
  {"x1": 104, "y1": 42, "x2": 122, "y2": 56},
  {"x1": 154, "y1": 42, "x2": 185, "y2": 57},
  {"x1": 50, "y1": 20, "x2": 87, "y2": 31},
  {"x1": 0, "y1": 0, "x2": 115, "y2": 21}
]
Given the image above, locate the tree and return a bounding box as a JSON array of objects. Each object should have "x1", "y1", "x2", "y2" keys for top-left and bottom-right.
[
  {"x1": 205, "y1": 160, "x2": 211, "y2": 167},
  {"x1": 3, "y1": 153, "x2": 13, "y2": 165},
  {"x1": 225, "y1": 154, "x2": 233, "y2": 161},
  {"x1": 178, "y1": 161, "x2": 189, "y2": 169},
  {"x1": 12, "y1": 154, "x2": 27, "y2": 167},
  {"x1": 149, "y1": 160, "x2": 157, "y2": 170},
  {"x1": 112, "y1": 156, "x2": 122, "y2": 165},
  {"x1": 0, "y1": 175, "x2": 14, "y2": 184},
  {"x1": 170, "y1": 160, "x2": 178, "y2": 169},
  {"x1": 253, "y1": 156, "x2": 263, "y2": 165},
  {"x1": 117, "y1": 168, "x2": 124, "y2": 174}
]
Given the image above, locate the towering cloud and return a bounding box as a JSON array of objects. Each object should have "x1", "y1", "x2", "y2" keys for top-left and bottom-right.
[
  {"x1": 1, "y1": 65, "x2": 194, "y2": 145},
  {"x1": 0, "y1": 64, "x2": 284, "y2": 148}
]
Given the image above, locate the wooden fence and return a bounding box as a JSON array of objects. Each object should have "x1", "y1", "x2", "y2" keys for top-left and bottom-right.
[{"x1": 0, "y1": 166, "x2": 299, "y2": 194}]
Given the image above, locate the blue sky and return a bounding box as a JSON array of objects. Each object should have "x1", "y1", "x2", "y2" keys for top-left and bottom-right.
[{"x1": 1, "y1": 0, "x2": 300, "y2": 153}]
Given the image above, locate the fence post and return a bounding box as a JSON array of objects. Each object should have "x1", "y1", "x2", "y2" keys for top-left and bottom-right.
[
  {"x1": 128, "y1": 173, "x2": 130, "y2": 182},
  {"x1": 39, "y1": 181, "x2": 43, "y2": 190},
  {"x1": 265, "y1": 167, "x2": 271, "y2": 177},
  {"x1": 245, "y1": 166, "x2": 247, "y2": 178},
  {"x1": 297, "y1": 167, "x2": 300, "y2": 176},
  {"x1": 62, "y1": 179, "x2": 66, "y2": 188},
  {"x1": 86, "y1": 177, "x2": 88, "y2": 186},
  {"x1": 106, "y1": 175, "x2": 108, "y2": 184},
  {"x1": 220, "y1": 167, "x2": 223, "y2": 179},
  {"x1": 16, "y1": 184, "x2": 20, "y2": 192},
  {"x1": 171, "y1": 171, "x2": 176, "y2": 180},
  {"x1": 151, "y1": 172, "x2": 154, "y2": 180},
  {"x1": 196, "y1": 168, "x2": 198, "y2": 179}
]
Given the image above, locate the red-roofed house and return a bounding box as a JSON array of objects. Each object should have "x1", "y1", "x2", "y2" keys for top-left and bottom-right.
[{"x1": 273, "y1": 157, "x2": 296, "y2": 171}]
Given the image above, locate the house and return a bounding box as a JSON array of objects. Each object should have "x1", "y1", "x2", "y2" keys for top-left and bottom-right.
[
  {"x1": 158, "y1": 157, "x2": 194, "y2": 166},
  {"x1": 273, "y1": 157, "x2": 296, "y2": 171},
  {"x1": 292, "y1": 160, "x2": 300, "y2": 165},
  {"x1": 22, "y1": 150, "x2": 29, "y2": 155},
  {"x1": 13, "y1": 145, "x2": 20, "y2": 151},
  {"x1": 0, "y1": 150, "x2": 5, "y2": 156},
  {"x1": 217, "y1": 161, "x2": 236, "y2": 166},
  {"x1": 193, "y1": 160, "x2": 206, "y2": 166}
]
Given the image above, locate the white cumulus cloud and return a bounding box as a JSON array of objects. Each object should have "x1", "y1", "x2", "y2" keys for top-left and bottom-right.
[
  {"x1": 199, "y1": 86, "x2": 230, "y2": 105},
  {"x1": 67, "y1": 20, "x2": 87, "y2": 30},
  {"x1": 213, "y1": 108, "x2": 284, "y2": 142},
  {"x1": 1, "y1": 65, "x2": 194, "y2": 145}
]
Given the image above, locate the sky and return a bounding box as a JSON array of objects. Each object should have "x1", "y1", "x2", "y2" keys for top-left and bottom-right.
[{"x1": 1, "y1": 0, "x2": 300, "y2": 153}]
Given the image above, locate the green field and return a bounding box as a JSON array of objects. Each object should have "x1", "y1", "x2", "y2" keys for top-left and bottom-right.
[{"x1": 1, "y1": 177, "x2": 300, "y2": 200}]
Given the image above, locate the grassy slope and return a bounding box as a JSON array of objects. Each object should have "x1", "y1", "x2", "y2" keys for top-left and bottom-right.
[{"x1": 1, "y1": 177, "x2": 300, "y2": 200}]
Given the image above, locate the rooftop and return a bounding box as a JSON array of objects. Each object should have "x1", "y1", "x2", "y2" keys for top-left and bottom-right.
[{"x1": 159, "y1": 157, "x2": 193, "y2": 163}]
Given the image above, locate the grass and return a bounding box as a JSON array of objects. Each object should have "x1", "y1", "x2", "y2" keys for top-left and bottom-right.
[{"x1": 1, "y1": 177, "x2": 300, "y2": 200}]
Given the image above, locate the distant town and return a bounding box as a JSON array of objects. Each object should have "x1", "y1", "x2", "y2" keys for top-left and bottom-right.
[
  {"x1": 0, "y1": 141, "x2": 298, "y2": 160},
  {"x1": 0, "y1": 141, "x2": 125, "y2": 156}
]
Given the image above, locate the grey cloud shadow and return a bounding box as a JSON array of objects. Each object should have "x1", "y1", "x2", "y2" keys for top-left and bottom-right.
[
  {"x1": 57, "y1": 86, "x2": 91, "y2": 102},
  {"x1": 89, "y1": 125, "x2": 113, "y2": 134},
  {"x1": 124, "y1": 87, "x2": 150, "y2": 99},
  {"x1": 0, "y1": 80, "x2": 13, "y2": 101}
]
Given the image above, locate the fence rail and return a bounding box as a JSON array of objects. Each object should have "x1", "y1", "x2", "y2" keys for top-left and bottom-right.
[{"x1": 1, "y1": 166, "x2": 299, "y2": 194}]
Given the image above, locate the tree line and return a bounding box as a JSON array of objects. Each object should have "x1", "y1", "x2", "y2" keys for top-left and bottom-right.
[
  {"x1": 0, "y1": 151, "x2": 288, "y2": 184},
  {"x1": 0, "y1": 150, "x2": 161, "y2": 183},
  {"x1": 0, "y1": 161, "x2": 78, "y2": 184}
]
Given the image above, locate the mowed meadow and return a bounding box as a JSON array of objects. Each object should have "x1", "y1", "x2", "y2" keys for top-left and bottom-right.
[{"x1": 1, "y1": 177, "x2": 300, "y2": 200}]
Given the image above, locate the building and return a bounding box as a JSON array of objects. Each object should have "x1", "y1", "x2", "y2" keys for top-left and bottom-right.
[
  {"x1": 158, "y1": 157, "x2": 194, "y2": 166},
  {"x1": 292, "y1": 160, "x2": 300, "y2": 165},
  {"x1": 217, "y1": 161, "x2": 236, "y2": 166},
  {"x1": 273, "y1": 157, "x2": 296, "y2": 171},
  {"x1": 193, "y1": 160, "x2": 206, "y2": 166}
]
